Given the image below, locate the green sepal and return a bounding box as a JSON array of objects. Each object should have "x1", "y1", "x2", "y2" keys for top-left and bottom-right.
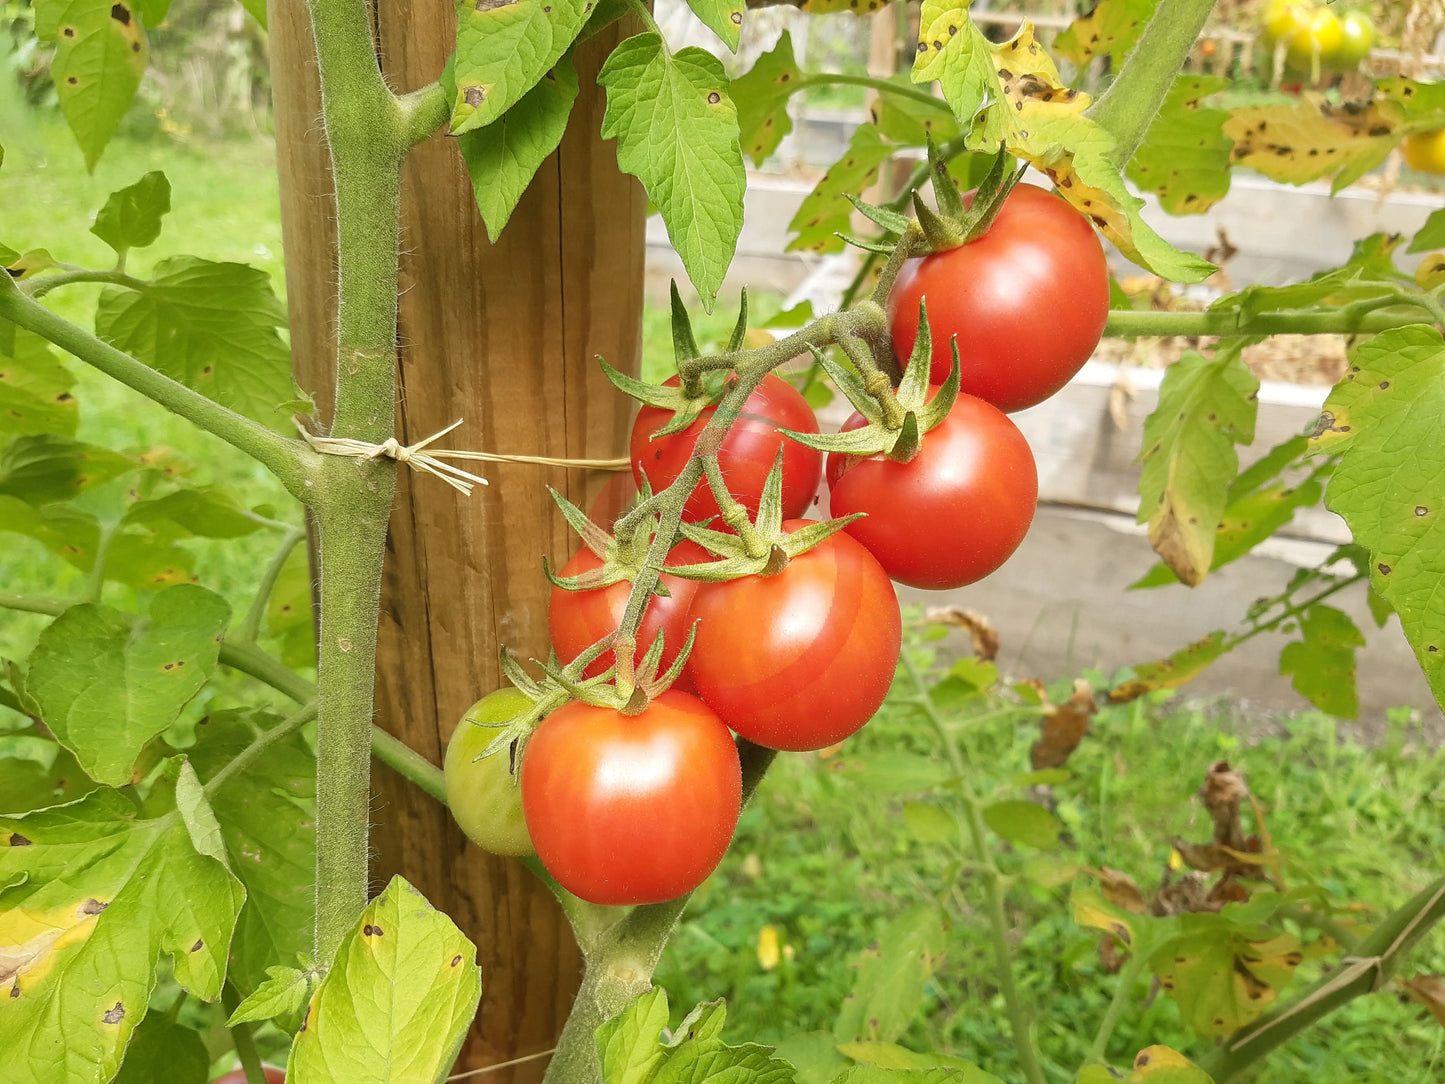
[
  {"x1": 631, "y1": 626, "x2": 669, "y2": 686},
  {"x1": 837, "y1": 233, "x2": 899, "y2": 255},
  {"x1": 915, "y1": 339, "x2": 961, "y2": 432},
  {"x1": 808, "y1": 344, "x2": 882, "y2": 424},
  {"x1": 886, "y1": 411, "x2": 922, "y2": 463},
  {"x1": 597, "y1": 356, "x2": 692, "y2": 410},
  {"x1": 726, "y1": 287, "x2": 749, "y2": 352},
  {"x1": 894, "y1": 298, "x2": 935, "y2": 412},
  {"x1": 542, "y1": 553, "x2": 630, "y2": 592},
  {"x1": 500, "y1": 646, "x2": 545, "y2": 699},
  {"x1": 652, "y1": 621, "x2": 698, "y2": 692},
  {"x1": 957, "y1": 150, "x2": 1022, "y2": 241},
  {"x1": 666, "y1": 504, "x2": 868, "y2": 581},
  {"x1": 753, "y1": 446, "x2": 786, "y2": 538},
  {"x1": 775, "y1": 424, "x2": 896, "y2": 456},
  {"x1": 671, "y1": 279, "x2": 701, "y2": 365},
  {"x1": 547, "y1": 485, "x2": 614, "y2": 557},
  {"x1": 845, "y1": 193, "x2": 911, "y2": 235},
  {"x1": 913, "y1": 192, "x2": 965, "y2": 253},
  {"x1": 928, "y1": 136, "x2": 968, "y2": 220}
]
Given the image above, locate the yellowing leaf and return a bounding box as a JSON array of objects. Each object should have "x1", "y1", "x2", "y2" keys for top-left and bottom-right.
[
  {"x1": 1055, "y1": 0, "x2": 1159, "y2": 65},
  {"x1": 1109, "y1": 632, "x2": 1229, "y2": 703},
  {"x1": 1129, "y1": 75, "x2": 1233, "y2": 214}
]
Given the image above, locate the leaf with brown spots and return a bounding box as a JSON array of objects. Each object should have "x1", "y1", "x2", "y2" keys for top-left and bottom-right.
[
  {"x1": 679, "y1": 0, "x2": 744, "y2": 52},
  {"x1": 1137, "y1": 344, "x2": 1259, "y2": 587},
  {"x1": 922, "y1": 606, "x2": 998, "y2": 661},
  {"x1": 1279, "y1": 604, "x2": 1364, "y2": 718},
  {"x1": 730, "y1": 31, "x2": 800, "y2": 167},
  {"x1": 0, "y1": 329, "x2": 78, "y2": 439},
  {"x1": 286, "y1": 876, "x2": 481, "y2": 1084},
  {"x1": 1128, "y1": 75, "x2": 1233, "y2": 215},
  {"x1": 1054, "y1": 0, "x2": 1159, "y2": 64},
  {"x1": 786, "y1": 124, "x2": 893, "y2": 256},
  {"x1": 1313, "y1": 325, "x2": 1445, "y2": 708},
  {"x1": 0, "y1": 760, "x2": 244, "y2": 1084},
  {"x1": 1109, "y1": 631, "x2": 1230, "y2": 703},
  {"x1": 834, "y1": 905, "x2": 947, "y2": 1044},
  {"x1": 449, "y1": 0, "x2": 591, "y2": 135},
  {"x1": 36, "y1": 0, "x2": 148, "y2": 170},
  {"x1": 1128, "y1": 1046, "x2": 1213, "y2": 1083},
  {"x1": 1031, "y1": 677, "x2": 1095, "y2": 769}
]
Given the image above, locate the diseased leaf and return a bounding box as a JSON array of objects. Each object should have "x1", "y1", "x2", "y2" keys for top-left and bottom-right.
[
  {"x1": 787, "y1": 124, "x2": 893, "y2": 256},
  {"x1": 1136, "y1": 347, "x2": 1259, "y2": 586},
  {"x1": 1054, "y1": 0, "x2": 1159, "y2": 64},
  {"x1": 90, "y1": 171, "x2": 170, "y2": 255},
  {"x1": 1128, "y1": 76, "x2": 1233, "y2": 214},
  {"x1": 1216, "y1": 233, "x2": 1404, "y2": 319},
  {"x1": 599, "y1": 34, "x2": 744, "y2": 310},
  {"x1": 26, "y1": 585, "x2": 230, "y2": 786},
  {"x1": 681, "y1": 0, "x2": 742, "y2": 52},
  {"x1": 457, "y1": 57, "x2": 579, "y2": 243},
  {"x1": 0, "y1": 761, "x2": 245, "y2": 1084},
  {"x1": 450, "y1": 0, "x2": 592, "y2": 135},
  {"x1": 732, "y1": 32, "x2": 800, "y2": 167},
  {"x1": 834, "y1": 906, "x2": 947, "y2": 1044},
  {"x1": 266, "y1": 542, "x2": 316, "y2": 668},
  {"x1": 287, "y1": 876, "x2": 481, "y2": 1083},
  {"x1": 868, "y1": 89, "x2": 959, "y2": 147},
  {"x1": 38, "y1": 0, "x2": 147, "y2": 170},
  {"x1": 1313, "y1": 325, "x2": 1445, "y2": 706},
  {"x1": 0, "y1": 433, "x2": 136, "y2": 506},
  {"x1": 1109, "y1": 632, "x2": 1229, "y2": 703},
  {"x1": 0, "y1": 330, "x2": 78, "y2": 438},
  {"x1": 1278, "y1": 604, "x2": 1363, "y2": 718},
  {"x1": 94, "y1": 256, "x2": 301, "y2": 433},
  {"x1": 0, "y1": 732, "x2": 98, "y2": 814},
  {"x1": 189, "y1": 710, "x2": 315, "y2": 995}
]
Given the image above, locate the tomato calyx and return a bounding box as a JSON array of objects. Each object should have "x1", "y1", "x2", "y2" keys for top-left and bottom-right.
[
  {"x1": 542, "y1": 485, "x2": 676, "y2": 594},
  {"x1": 780, "y1": 300, "x2": 960, "y2": 466}
]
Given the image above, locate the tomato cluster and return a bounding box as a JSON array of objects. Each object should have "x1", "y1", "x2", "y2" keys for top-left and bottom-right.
[{"x1": 1262, "y1": 1, "x2": 1374, "y2": 76}]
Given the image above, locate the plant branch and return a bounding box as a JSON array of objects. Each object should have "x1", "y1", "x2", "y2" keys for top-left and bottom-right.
[
  {"x1": 222, "y1": 982, "x2": 270, "y2": 1084},
  {"x1": 0, "y1": 275, "x2": 309, "y2": 496},
  {"x1": 797, "y1": 73, "x2": 952, "y2": 113},
  {"x1": 1200, "y1": 875, "x2": 1445, "y2": 1081},
  {"x1": 1104, "y1": 302, "x2": 1437, "y2": 340},
  {"x1": 398, "y1": 81, "x2": 452, "y2": 146},
  {"x1": 238, "y1": 524, "x2": 307, "y2": 642},
  {"x1": 205, "y1": 700, "x2": 320, "y2": 798},
  {"x1": 25, "y1": 268, "x2": 149, "y2": 298},
  {"x1": 1085, "y1": 948, "x2": 1151, "y2": 1065},
  {"x1": 1087, "y1": 0, "x2": 1220, "y2": 168}
]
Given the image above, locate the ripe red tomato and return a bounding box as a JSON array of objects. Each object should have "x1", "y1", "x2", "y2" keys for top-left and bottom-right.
[
  {"x1": 630, "y1": 374, "x2": 823, "y2": 524},
  {"x1": 827, "y1": 393, "x2": 1037, "y2": 589},
  {"x1": 686, "y1": 521, "x2": 902, "y2": 751},
  {"x1": 214, "y1": 1068, "x2": 286, "y2": 1083},
  {"x1": 520, "y1": 691, "x2": 741, "y2": 905},
  {"x1": 548, "y1": 537, "x2": 709, "y2": 681},
  {"x1": 887, "y1": 184, "x2": 1109, "y2": 413}
]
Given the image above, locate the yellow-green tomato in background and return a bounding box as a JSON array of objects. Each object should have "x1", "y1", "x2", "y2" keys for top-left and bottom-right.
[
  {"x1": 1327, "y1": 10, "x2": 1375, "y2": 70},
  {"x1": 444, "y1": 688, "x2": 534, "y2": 856},
  {"x1": 1285, "y1": 7, "x2": 1344, "y2": 73},
  {"x1": 1404, "y1": 129, "x2": 1445, "y2": 175}
]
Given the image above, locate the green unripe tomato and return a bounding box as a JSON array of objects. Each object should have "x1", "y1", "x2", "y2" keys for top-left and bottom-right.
[
  {"x1": 1327, "y1": 10, "x2": 1375, "y2": 70},
  {"x1": 444, "y1": 688, "x2": 534, "y2": 856}
]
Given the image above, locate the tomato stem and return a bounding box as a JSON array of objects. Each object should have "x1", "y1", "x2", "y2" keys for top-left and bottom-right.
[{"x1": 1103, "y1": 295, "x2": 1438, "y2": 339}]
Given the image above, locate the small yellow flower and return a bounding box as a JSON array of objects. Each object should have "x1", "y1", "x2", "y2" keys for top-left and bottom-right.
[{"x1": 756, "y1": 925, "x2": 781, "y2": 971}]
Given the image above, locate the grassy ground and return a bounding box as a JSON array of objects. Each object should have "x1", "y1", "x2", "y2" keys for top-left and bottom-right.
[{"x1": 5, "y1": 125, "x2": 1444, "y2": 1083}]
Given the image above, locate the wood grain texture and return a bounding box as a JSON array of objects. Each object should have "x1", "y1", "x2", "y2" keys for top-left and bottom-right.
[{"x1": 269, "y1": 0, "x2": 646, "y2": 1073}]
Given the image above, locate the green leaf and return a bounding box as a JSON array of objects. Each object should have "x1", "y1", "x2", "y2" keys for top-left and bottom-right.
[
  {"x1": 237, "y1": 0, "x2": 265, "y2": 26},
  {"x1": 1054, "y1": 0, "x2": 1159, "y2": 64},
  {"x1": 834, "y1": 906, "x2": 947, "y2": 1044},
  {"x1": 830, "y1": 1069, "x2": 976, "y2": 1084},
  {"x1": 1215, "y1": 233, "x2": 1404, "y2": 318},
  {"x1": 39, "y1": 0, "x2": 148, "y2": 171},
  {"x1": 457, "y1": 57, "x2": 579, "y2": 243},
  {"x1": 189, "y1": 710, "x2": 315, "y2": 994},
  {"x1": 94, "y1": 256, "x2": 301, "y2": 433},
  {"x1": 597, "y1": 986, "x2": 670, "y2": 1084},
  {"x1": 0, "y1": 329, "x2": 78, "y2": 438},
  {"x1": 837, "y1": 1043, "x2": 995, "y2": 1077},
  {"x1": 90, "y1": 171, "x2": 171, "y2": 255},
  {"x1": 1108, "y1": 631, "x2": 1229, "y2": 703},
  {"x1": 0, "y1": 761, "x2": 245, "y2": 1084},
  {"x1": 732, "y1": 31, "x2": 801, "y2": 166},
  {"x1": 869, "y1": 90, "x2": 959, "y2": 147},
  {"x1": 111, "y1": 1011, "x2": 210, "y2": 1084},
  {"x1": 26, "y1": 585, "x2": 231, "y2": 786},
  {"x1": 0, "y1": 733, "x2": 98, "y2": 813},
  {"x1": 123, "y1": 484, "x2": 265, "y2": 538},
  {"x1": 266, "y1": 542, "x2": 316, "y2": 668},
  {"x1": 0, "y1": 433, "x2": 136, "y2": 505},
  {"x1": 1409, "y1": 206, "x2": 1445, "y2": 253},
  {"x1": 1313, "y1": 325, "x2": 1445, "y2": 706},
  {"x1": 287, "y1": 876, "x2": 480, "y2": 1082},
  {"x1": 227, "y1": 965, "x2": 313, "y2": 1031},
  {"x1": 599, "y1": 34, "x2": 744, "y2": 311},
  {"x1": 1128, "y1": 76, "x2": 1232, "y2": 215},
  {"x1": 1127, "y1": 1047, "x2": 1215, "y2": 1083},
  {"x1": 902, "y1": 801, "x2": 958, "y2": 845},
  {"x1": 834, "y1": 752, "x2": 953, "y2": 794},
  {"x1": 130, "y1": 0, "x2": 169, "y2": 24},
  {"x1": 981, "y1": 799, "x2": 1062, "y2": 849},
  {"x1": 1279, "y1": 604, "x2": 1363, "y2": 719},
  {"x1": 681, "y1": 0, "x2": 742, "y2": 52},
  {"x1": 449, "y1": 0, "x2": 591, "y2": 135},
  {"x1": 787, "y1": 124, "x2": 893, "y2": 256},
  {"x1": 1072, "y1": 887, "x2": 1147, "y2": 947},
  {"x1": 1136, "y1": 346, "x2": 1259, "y2": 587},
  {"x1": 597, "y1": 990, "x2": 796, "y2": 1084}
]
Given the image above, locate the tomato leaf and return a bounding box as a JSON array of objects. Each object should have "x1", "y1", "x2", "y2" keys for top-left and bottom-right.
[
  {"x1": 1128, "y1": 75, "x2": 1233, "y2": 214},
  {"x1": 94, "y1": 256, "x2": 302, "y2": 433},
  {"x1": 449, "y1": 0, "x2": 591, "y2": 136},
  {"x1": 834, "y1": 905, "x2": 947, "y2": 1044},
  {"x1": 599, "y1": 34, "x2": 744, "y2": 311},
  {"x1": 26, "y1": 585, "x2": 230, "y2": 786},
  {"x1": 731, "y1": 31, "x2": 801, "y2": 167},
  {"x1": 981, "y1": 799, "x2": 1062, "y2": 849},
  {"x1": 189, "y1": 710, "x2": 315, "y2": 995},
  {"x1": 1108, "y1": 631, "x2": 1230, "y2": 703},
  {"x1": 869, "y1": 87, "x2": 960, "y2": 147},
  {"x1": 227, "y1": 965, "x2": 313, "y2": 1031},
  {"x1": 1126, "y1": 1047, "x2": 1215, "y2": 1082},
  {"x1": 902, "y1": 801, "x2": 958, "y2": 845},
  {"x1": 0, "y1": 760, "x2": 245, "y2": 1084},
  {"x1": 1136, "y1": 346, "x2": 1259, "y2": 587},
  {"x1": 90, "y1": 171, "x2": 171, "y2": 256},
  {"x1": 111, "y1": 1011, "x2": 210, "y2": 1084},
  {"x1": 598, "y1": 989, "x2": 796, "y2": 1084},
  {"x1": 287, "y1": 876, "x2": 481, "y2": 1083},
  {"x1": 680, "y1": 0, "x2": 742, "y2": 52},
  {"x1": 1313, "y1": 325, "x2": 1445, "y2": 706},
  {"x1": 0, "y1": 329, "x2": 78, "y2": 438},
  {"x1": 597, "y1": 986, "x2": 670, "y2": 1083},
  {"x1": 0, "y1": 731, "x2": 98, "y2": 814},
  {"x1": 1215, "y1": 233, "x2": 1406, "y2": 319},
  {"x1": 830, "y1": 1068, "x2": 985, "y2": 1083},
  {"x1": 123, "y1": 484, "x2": 267, "y2": 539},
  {"x1": 1408, "y1": 206, "x2": 1445, "y2": 253},
  {"x1": 787, "y1": 124, "x2": 893, "y2": 256},
  {"x1": 0, "y1": 433, "x2": 137, "y2": 505},
  {"x1": 835, "y1": 1044, "x2": 996, "y2": 1076},
  {"x1": 266, "y1": 542, "x2": 317, "y2": 669},
  {"x1": 1278, "y1": 604, "x2": 1364, "y2": 718},
  {"x1": 36, "y1": 0, "x2": 147, "y2": 170},
  {"x1": 454, "y1": 56, "x2": 580, "y2": 244},
  {"x1": 1054, "y1": 0, "x2": 1159, "y2": 64}
]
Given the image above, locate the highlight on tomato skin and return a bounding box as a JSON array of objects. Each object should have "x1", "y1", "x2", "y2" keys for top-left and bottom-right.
[
  {"x1": 886, "y1": 183, "x2": 1110, "y2": 413},
  {"x1": 685, "y1": 520, "x2": 903, "y2": 752},
  {"x1": 827, "y1": 392, "x2": 1038, "y2": 590},
  {"x1": 629, "y1": 374, "x2": 824, "y2": 525},
  {"x1": 519, "y1": 691, "x2": 741, "y2": 906}
]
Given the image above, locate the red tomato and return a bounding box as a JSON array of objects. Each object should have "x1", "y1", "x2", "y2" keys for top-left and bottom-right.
[
  {"x1": 887, "y1": 184, "x2": 1109, "y2": 413},
  {"x1": 630, "y1": 374, "x2": 823, "y2": 524},
  {"x1": 686, "y1": 521, "x2": 902, "y2": 751},
  {"x1": 827, "y1": 393, "x2": 1037, "y2": 589},
  {"x1": 520, "y1": 691, "x2": 741, "y2": 905},
  {"x1": 548, "y1": 537, "x2": 709, "y2": 681},
  {"x1": 214, "y1": 1068, "x2": 286, "y2": 1083}
]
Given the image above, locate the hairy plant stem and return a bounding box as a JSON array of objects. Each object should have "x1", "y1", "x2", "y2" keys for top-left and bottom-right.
[
  {"x1": 902, "y1": 652, "x2": 1048, "y2": 1084},
  {"x1": 1087, "y1": 0, "x2": 1221, "y2": 168},
  {"x1": 1104, "y1": 301, "x2": 1440, "y2": 340},
  {"x1": 0, "y1": 275, "x2": 308, "y2": 495},
  {"x1": 1085, "y1": 948, "x2": 1151, "y2": 1064},
  {"x1": 797, "y1": 73, "x2": 952, "y2": 113},
  {"x1": 1200, "y1": 875, "x2": 1445, "y2": 1081},
  {"x1": 25, "y1": 268, "x2": 150, "y2": 298}
]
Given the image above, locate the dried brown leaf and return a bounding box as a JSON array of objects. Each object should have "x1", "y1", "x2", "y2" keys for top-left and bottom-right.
[
  {"x1": 1031, "y1": 678, "x2": 1096, "y2": 770},
  {"x1": 923, "y1": 606, "x2": 1001, "y2": 661}
]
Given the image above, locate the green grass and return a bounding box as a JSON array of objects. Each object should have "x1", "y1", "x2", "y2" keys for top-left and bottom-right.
[{"x1": 661, "y1": 637, "x2": 1445, "y2": 1083}]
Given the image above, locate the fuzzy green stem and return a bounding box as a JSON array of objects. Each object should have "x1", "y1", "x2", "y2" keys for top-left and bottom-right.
[
  {"x1": 1104, "y1": 302, "x2": 1438, "y2": 340},
  {"x1": 222, "y1": 983, "x2": 270, "y2": 1084},
  {"x1": 1200, "y1": 875, "x2": 1445, "y2": 1081},
  {"x1": 797, "y1": 73, "x2": 951, "y2": 114},
  {"x1": 204, "y1": 701, "x2": 319, "y2": 798},
  {"x1": 902, "y1": 652, "x2": 1048, "y2": 1084},
  {"x1": 398, "y1": 81, "x2": 451, "y2": 146},
  {"x1": 0, "y1": 275, "x2": 308, "y2": 495},
  {"x1": 370, "y1": 725, "x2": 447, "y2": 803},
  {"x1": 1087, "y1": 0, "x2": 1220, "y2": 168},
  {"x1": 238, "y1": 524, "x2": 307, "y2": 642},
  {"x1": 25, "y1": 268, "x2": 150, "y2": 299},
  {"x1": 1085, "y1": 949, "x2": 1151, "y2": 1065}
]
